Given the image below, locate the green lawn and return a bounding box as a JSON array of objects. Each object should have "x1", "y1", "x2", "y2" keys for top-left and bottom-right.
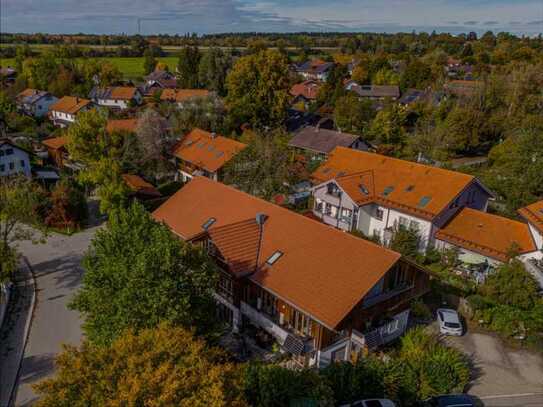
[{"x1": 0, "y1": 56, "x2": 178, "y2": 80}]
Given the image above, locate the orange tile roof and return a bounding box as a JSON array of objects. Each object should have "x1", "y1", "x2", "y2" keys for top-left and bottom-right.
[
  {"x1": 290, "y1": 80, "x2": 321, "y2": 100},
  {"x1": 313, "y1": 147, "x2": 481, "y2": 220},
  {"x1": 42, "y1": 136, "x2": 68, "y2": 150},
  {"x1": 49, "y1": 96, "x2": 91, "y2": 115},
  {"x1": 106, "y1": 118, "x2": 139, "y2": 134},
  {"x1": 109, "y1": 87, "x2": 138, "y2": 100},
  {"x1": 160, "y1": 89, "x2": 210, "y2": 103},
  {"x1": 436, "y1": 208, "x2": 537, "y2": 262},
  {"x1": 518, "y1": 200, "x2": 543, "y2": 235},
  {"x1": 122, "y1": 174, "x2": 161, "y2": 197},
  {"x1": 153, "y1": 177, "x2": 401, "y2": 329},
  {"x1": 173, "y1": 128, "x2": 247, "y2": 173}
]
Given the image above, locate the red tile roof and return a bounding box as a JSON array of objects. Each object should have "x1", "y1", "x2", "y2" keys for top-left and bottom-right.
[
  {"x1": 122, "y1": 174, "x2": 161, "y2": 197},
  {"x1": 106, "y1": 119, "x2": 139, "y2": 134},
  {"x1": 290, "y1": 80, "x2": 321, "y2": 100},
  {"x1": 152, "y1": 177, "x2": 401, "y2": 329},
  {"x1": 313, "y1": 147, "x2": 483, "y2": 220},
  {"x1": 172, "y1": 128, "x2": 247, "y2": 173},
  {"x1": 518, "y1": 200, "x2": 543, "y2": 235},
  {"x1": 436, "y1": 208, "x2": 537, "y2": 262},
  {"x1": 42, "y1": 136, "x2": 68, "y2": 150},
  {"x1": 160, "y1": 89, "x2": 210, "y2": 103}
]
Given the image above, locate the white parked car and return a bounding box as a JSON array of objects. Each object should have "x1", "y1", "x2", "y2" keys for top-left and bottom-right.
[
  {"x1": 341, "y1": 400, "x2": 396, "y2": 407},
  {"x1": 437, "y1": 308, "x2": 463, "y2": 336}
]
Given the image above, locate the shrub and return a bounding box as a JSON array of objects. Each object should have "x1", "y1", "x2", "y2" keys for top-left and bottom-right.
[{"x1": 410, "y1": 299, "x2": 432, "y2": 321}]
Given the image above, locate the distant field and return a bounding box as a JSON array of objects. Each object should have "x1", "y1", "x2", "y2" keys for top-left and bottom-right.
[{"x1": 0, "y1": 56, "x2": 178, "y2": 80}]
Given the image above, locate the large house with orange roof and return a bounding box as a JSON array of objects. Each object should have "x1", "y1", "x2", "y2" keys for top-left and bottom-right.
[
  {"x1": 295, "y1": 60, "x2": 335, "y2": 81},
  {"x1": 311, "y1": 147, "x2": 493, "y2": 251},
  {"x1": 172, "y1": 128, "x2": 246, "y2": 182},
  {"x1": 153, "y1": 177, "x2": 430, "y2": 368},
  {"x1": 519, "y1": 200, "x2": 543, "y2": 261},
  {"x1": 89, "y1": 86, "x2": 142, "y2": 110},
  {"x1": 48, "y1": 96, "x2": 92, "y2": 127}
]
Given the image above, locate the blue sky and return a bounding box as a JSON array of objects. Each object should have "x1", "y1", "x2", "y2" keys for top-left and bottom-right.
[{"x1": 1, "y1": 0, "x2": 542, "y2": 35}]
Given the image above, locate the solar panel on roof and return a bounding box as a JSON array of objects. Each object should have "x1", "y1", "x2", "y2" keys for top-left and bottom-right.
[
  {"x1": 382, "y1": 186, "x2": 394, "y2": 196},
  {"x1": 418, "y1": 196, "x2": 432, "y2": 208}
]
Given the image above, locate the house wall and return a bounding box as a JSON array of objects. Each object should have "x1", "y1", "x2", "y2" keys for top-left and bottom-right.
[
  {"x1": 96, "y1": 98, "x2": 130, "y2": 110},
  {"x1": 0, "y1": 144, "x2": 31, "y2": 177},
  {"x1": 434, "y1": 239, "x2": 503, "y2": 267},
  {"x1": 528, "y1": 224, "x2": 543, "y2": 251},
  {"x1": 312, "y1": 182, "x2": 357, "y2": 231}
]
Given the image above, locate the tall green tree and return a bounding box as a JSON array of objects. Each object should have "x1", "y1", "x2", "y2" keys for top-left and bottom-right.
[
  {"x1": 198, "y1": 47, "x2": 232, "y2": 95},
  {"x1": 70, "y1": 203, "x2": 218, "y2": 345},
  {"x1": 0, "y1": 176, "x2": 45, "y2": 282},
  {"x1": 177, "y1": 45, "x2": 201, "y2": 88},
  {"x1": 143, "y1": 48, "x2": 157, "y2": 75},
  {"x1": 334, "y1": 94, "x2": 375, "y2": 134},
  {"x1": 225, "y1": 50, "x2": 290, "y2": 129},
  {"x1": 34, "y1": 323, "x2": 247, "y2": 407}
]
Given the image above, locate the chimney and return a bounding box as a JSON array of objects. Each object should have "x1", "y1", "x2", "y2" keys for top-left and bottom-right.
[
  {"x1": 211, "y1": 132, "x2": 217, "y2": 139},
  {"x1": 76, "y1": 97, "x2": 80, "y2": 104},
  {"x1": 256, "y1": 213, "x2": 268, "y2": 226}
]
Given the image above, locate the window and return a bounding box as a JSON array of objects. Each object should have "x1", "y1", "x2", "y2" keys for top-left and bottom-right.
[
  {"x1": 382, "y1": 185, "x2": 394, "y2": 196},
  {"x1": 6, "y1": 148, "x2": 13, "y2": 156},
  {"x1": 409, "y1": 220, "x2": 420, "y2": 231},
  {"x1": 418, "y1": 196, "x2": 432, "y2": 208},
  {"x1": 375, "y1": 208, "x2": 384, "y2": 221},
  {"x1": 325, "y1": 204, "x2": 338, "y2": 219},
  {"x1": 20, "y1": 160, "x2": 25, "y2": 167},
  {"x1": 9, "y1": 162, "x2": 14, "y2": 170},
  {"x1": 314, "y1": 198, "x2": 323, "y2": 213},
  {"x1": 326, "y1": 183, "x2": 340, "y2": 197},
  {"x1": 341, "y1": 208, "x2": 352, "y2": 221},
  {"x1": 201, "y1": 217, "x2": 216, "y2": 230},
  {"x1": 398, "y1": 217, "x2": 409, "y2": 227},
  {"x1": 0, "y1": 164, "x2": 4, "y2": 172},
  {"x1": 266, "y1": 251, "x2": 283, "y2": 265}
]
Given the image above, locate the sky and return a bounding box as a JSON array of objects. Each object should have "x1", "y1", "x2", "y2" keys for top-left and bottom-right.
[{"x1": 1, "y1": 0, "x2": 542, "y2": 36}]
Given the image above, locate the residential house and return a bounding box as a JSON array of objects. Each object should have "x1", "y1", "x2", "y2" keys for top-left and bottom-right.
[
  {"x1": 444, "y1": 80, "x2": 481, "y2": 98},
  {"x1": 0, "y1": 139, "x2": 32, "y2": 177},
  {"x1": 311, "y1": 147, "x2": 493, "y2": 251},
  {"x1": 106, "y1": 118, "x2": 139, "y2": 134},
  {"x1": 89, "y1": 86, "x2": 142, "y2": 110},
  {"x1": 172, "y1": 128, "x2": 247, "y2": 182},
  {"x1": 289, "y1": 126, "x2": 373, "y2": 160},
  {"x1": 290, "y1": 80, "x2": 321, "y2": 109},
  {"x1": 398, "y1": 89, "x2": 429, "y2": 106},
  {"x1": 160, "y1": 89, "x2": 211, "y2": 108},
  {"x1": 0, "y1": 67, "x2": 17, "y2": 85},
  {"x1": 445, "y1": 58, "x2": 473, "y2": 80},
  {"x1": 142, "y1": 70, "x2": 178, "y2": 96},
  {"x1": 15, "y1": 89, "x2": 58, "y2": 117},
  {"x1": 42, "y1": 136, "x2": 69, "y2": 168},
  {"x1": 48, "y1": 96, "x2": 92, "y2": 127},
  {"x1": 518, "y1": 201, "x2": 543, "y2": 260},
  {"x1": 286, "y1": 109, "x2": 334, "y2": 133},
  {"x1": 153, "y1": 177, "x2": 430, "y2": 368},
  {"x1": 345, "y1": 82, "x2": 400, "y2": 100},
  {"x1": 122, "y1": 174, "x2": 162, "y2": 200},
  {"x1": 296, "y1": 60, "x2": 335, "y2": 81},
  {"x1": 434, "y1": 208, "x2": 540, "y2": 267}
]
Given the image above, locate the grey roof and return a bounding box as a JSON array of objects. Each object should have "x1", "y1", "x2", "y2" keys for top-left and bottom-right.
[
  {"x1": 296, "y1": 61, "x2": 335, "y2": 75},
  {"x1": 398, "y1": 88, "x2": 426, "y2": 105},
  {"x1": 145, "y1": 70, "x2": 175, "y2": 82},
  {"x1": 349, "y1": 84, "x2": 400, "y2": 98},
  {"x1": 289, "y1": 126, "x2": 359, "y2": 155},
  {"x1": 16, "y1": 90, "x2": 51, "y2": 105}
]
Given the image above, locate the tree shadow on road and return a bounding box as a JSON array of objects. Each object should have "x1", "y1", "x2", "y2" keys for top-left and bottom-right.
[
  {"x1": 464, "y1": 352, "x2": 485, "y2": 393},
  {"x1": 32, "y1": 256, "x2": 84, "y2": 291},
  {"x1": 19, "y1": 353, "x2": 56, "y2": 385}
]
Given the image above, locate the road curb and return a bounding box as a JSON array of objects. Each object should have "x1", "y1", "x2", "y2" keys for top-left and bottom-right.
[{"x1": 6, "y1": 257, "x2": 37, "y2": 407}]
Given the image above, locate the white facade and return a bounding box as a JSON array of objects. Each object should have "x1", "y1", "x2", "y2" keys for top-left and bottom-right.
[
  {"x1": 528, "y1": 223, "x2": 543, "y2": 252},
  {"x1": 94, "y1": 91, "x2": 142, "y2": 110},
  {"x1": 0, "y1": 143, "x2": 32, "y2": 177}
]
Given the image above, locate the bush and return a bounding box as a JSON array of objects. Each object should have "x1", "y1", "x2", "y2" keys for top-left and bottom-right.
[{"x1": 410, "y1": 299, "x2": 432, "y2": 321}]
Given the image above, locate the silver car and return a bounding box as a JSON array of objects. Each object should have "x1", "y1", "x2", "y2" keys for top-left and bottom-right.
[
  {"x1": 347, "y1": 400, "x2": 396, "y2": 407},
  {"x1": 437, "y1": 308, "x2": 463, "y2": 336}
]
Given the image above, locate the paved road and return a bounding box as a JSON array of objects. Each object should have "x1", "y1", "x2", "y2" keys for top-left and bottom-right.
[{"x1": 11, "y1": 226, "x2": 99, "y2": 406}]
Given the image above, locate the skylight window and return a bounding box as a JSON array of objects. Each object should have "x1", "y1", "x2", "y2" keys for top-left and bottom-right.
[
  {"x1": 201, "y1": 217, "x2": 216, "y2": 230},
  {"x1": 418, "y1": 196, "x2": 432, "y2": 208},
  {"x1": 215, "y1": 151, "x2": 224, "y2": 158},
  {"x1": 359, "y1": 184, "x2": 369, "y2": 195},
  {"x1": 266, "y1": 251, "x2": 283, "y2": 265},
  {"x1": 382, "y1": 186, "x2": 395, "y2": 197},
  {"x1": 208, "y1": 145, "x2": 215, "y2": 152},
  {"x1": 405, "y1": 185, "x2": 415, "y2": 192}
]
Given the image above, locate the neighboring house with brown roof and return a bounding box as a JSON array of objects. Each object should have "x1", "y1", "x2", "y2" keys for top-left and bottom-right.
[
  {"x1": 106, "y1": 118, "x2": 139, "y2": 134},
  {"x1": 15, "y1": 89, "x2": 58, "y2": 117},
  {"x1": 142, "y1": 70, "x2": 177, "y2": 96},
  {"x1": 311, "y1": 147, "x2": 493, "y2": 251},
  {"x1": 89, "y1": 86, "x2": 142, "y2": 110},
  {"x1": 153, "y1": 176, "x2": 430, "y2": 368},
  {"x1": 172, "y1": 128, "x2": 246, "y2": 182},
  {"x1": 295, "y1": 60, "x2": 335, "y2": 81},
  {"x1": 122, "y1": 174, "x2": 162, "y2": 200},
  {"x1": 0, "y1": 139, "x2": 32, "y2": 178},
  {"x1": 289, "y1": 80, "x2": 321, "y2": 108},
  {"x1": 160, "y1": 89, "x2": 211, "y2": 108},
  {"x1": 435, "y1": 207, "x2": 540, "y2": 266},
  {"x1": 48, "y1": 96, "x2": 92, "y2": 127},
  {"x1": 345, "y1": 82, "x2": 400, "y2": 100},
  {"x1": 519, "y1": 200, "x2": 543, "y2": 260},
  {"x1": 289, "y1": 126, "x2": 373, "y2": 160},
  {"x1": 42, "y1": 136, "x2": 69, "y2": 168}
]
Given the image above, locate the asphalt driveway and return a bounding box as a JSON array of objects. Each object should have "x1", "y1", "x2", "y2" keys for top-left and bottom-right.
[
  {"x1": 443, "y1": 328, "x2": 543, "y2": 406},
  {"x1": 12, "y1": 225, "x2": 99, "y2": 406}
]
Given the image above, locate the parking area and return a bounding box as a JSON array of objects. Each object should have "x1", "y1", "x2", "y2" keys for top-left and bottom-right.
[{"x1": 442, "y1": 328, "x2": 543, "y2": 403}]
